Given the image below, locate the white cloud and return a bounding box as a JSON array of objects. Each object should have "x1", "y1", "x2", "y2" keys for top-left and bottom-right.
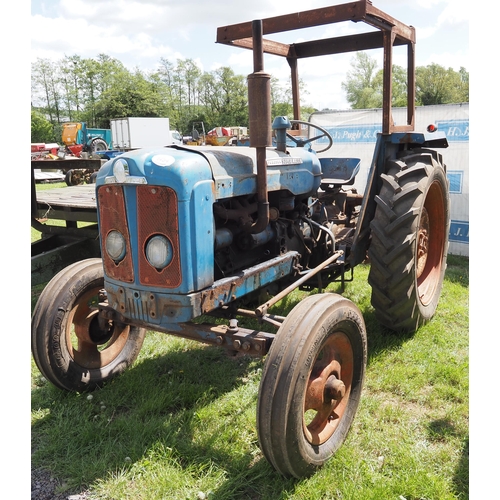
[{"x1": 31, "y1": 0, "x2": 469, "y2": 110}]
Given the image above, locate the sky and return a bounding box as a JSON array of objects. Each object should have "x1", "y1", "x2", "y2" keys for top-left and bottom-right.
[{"x1": 30, "y1": 0, "x2": 470, "y2": 111}]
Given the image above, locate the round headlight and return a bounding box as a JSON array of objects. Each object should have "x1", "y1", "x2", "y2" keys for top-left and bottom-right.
[
  {"x1": 146, "y1": 235, "x2": 173, "y2": 269},
  {"x1": 113, "y1": 159, "x2": 129, "y2": 183},
  {"x1": 105, "y1": 230, "x2": 126, "y2": 262}
]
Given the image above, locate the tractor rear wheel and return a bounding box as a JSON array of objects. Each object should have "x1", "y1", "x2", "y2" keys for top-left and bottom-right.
[
  {"x1": 257, "y1": 293, "x2": 367, "y2": 478},
  {"x1": 368, "y1": 149, "x2": 450, "y2": 333},
  {"x1": 31, "y1": 258, "x2": 146, "y2": 392}
]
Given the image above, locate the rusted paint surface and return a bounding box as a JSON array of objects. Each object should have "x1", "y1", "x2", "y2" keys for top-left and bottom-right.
[
  {"x1": 199, "y1": 251, "x2": 300, "y2": 313},
  {"x1": 98, "y1": 304, "x2": 275, "y2": 357},
  {"x1": 216, "y1": 0, "x2": 416, "y2": 134},
  {"x1": 102, "y1": 251, "x2": 300, "y2": 328},
  {"x1": 174, "y1": 322, "x2": 275, "y2": 356}
]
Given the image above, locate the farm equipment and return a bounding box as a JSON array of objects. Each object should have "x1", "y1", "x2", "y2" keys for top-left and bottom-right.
[
  {"x1": 60, "y1": 122, "x2": 112, "y2": 185},
  {"x1": 186, "y1": 121, "x2": 206, "y2": 145},
  {"x1": 31, "y1": 0, "x2": 450, "y2": 479},
  {"x1": 61, "y1": 122, "x2": 111, "y2": 153}
]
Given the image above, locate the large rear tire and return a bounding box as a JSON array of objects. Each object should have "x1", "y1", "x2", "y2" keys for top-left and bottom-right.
[
  {"x1": 368, "y1": 149, "x2": 450, "y2": 333},
  {"x1": 257, "y1": 293, "x2": 367, "y2": 478},
  {"x1": 31, "y1": 258, "x2": 146, "y2": 391}
]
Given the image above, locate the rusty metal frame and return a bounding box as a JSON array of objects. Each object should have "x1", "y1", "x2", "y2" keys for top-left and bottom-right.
[{"x1": 216, "y1": 0, "x2": 415, "y2": 134}]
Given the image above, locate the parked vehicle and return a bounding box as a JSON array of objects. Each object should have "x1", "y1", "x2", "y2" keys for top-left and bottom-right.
[
  {"x1": 32, "y1": 0, "x2": 450, "y2": 479},
  {"x1": 61, "y1": 122, "x2": 112, "y2": 153},
  {"x1": 110, "y1": 117, "x2": 182, "y2": 149},
  {"x1": 62, "y1": 118, "x2": 182, "y2": 185}
]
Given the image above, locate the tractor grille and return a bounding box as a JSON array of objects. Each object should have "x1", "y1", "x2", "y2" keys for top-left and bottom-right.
[
  {"x1": 98, "y1": 185, "x2": 134, "y2": 282},
  {"x1": 136, "y1": 185, "x2": 181, "y2": 288},
  {"x1": 98, "y1": 185, "x2": 182, "y2": 288}
]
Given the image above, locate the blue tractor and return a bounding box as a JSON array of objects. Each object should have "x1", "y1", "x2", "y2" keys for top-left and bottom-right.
[{"x1": 32, "y1": 0, "x2": 450, "y2": 478}]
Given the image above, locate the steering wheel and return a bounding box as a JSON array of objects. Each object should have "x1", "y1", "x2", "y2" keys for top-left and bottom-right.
[{"x1": 286, "y1": 120, "x2": 333, "y2": 153}]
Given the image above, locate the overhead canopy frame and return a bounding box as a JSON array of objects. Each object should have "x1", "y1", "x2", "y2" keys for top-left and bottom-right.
[{"x1": 216, "y1": 0, "x2": 416, "y2": 134}]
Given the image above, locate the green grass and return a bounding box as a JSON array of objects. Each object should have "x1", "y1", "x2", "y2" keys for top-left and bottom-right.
[{"x1": 31, "y1": 255, "x2": 469, "y2": 499}]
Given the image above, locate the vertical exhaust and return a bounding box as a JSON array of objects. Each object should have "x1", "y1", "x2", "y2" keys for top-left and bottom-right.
[{"x1": 247, "y1": 20, "x2": 271, "y2": 234}]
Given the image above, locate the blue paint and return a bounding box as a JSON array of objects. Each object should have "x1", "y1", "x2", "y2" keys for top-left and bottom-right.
[
  {"x1": 96, "y1": 147, "x2": 215, "y2": 294},
  {"x1": 202, "y1": 147, "x2": 323, "y2": 199},
  {"x1": 317, "y1": 124, "x2": 381, "y2": 144},
  {"x1": 319, "y1": 157, "x2": 360, "y2": 184},
  {"x1": 449, "y1": 220, "x2": 469, "y2": 243},
  {"x1": 316, "y1": 120, "x2": 468, "y2": 144},
  {"x1": 436, "y1": 120, "x2": 469, "y2": 142},
  {"x1": 447, "y1": 171, "x2": 463, "y2": 194}
]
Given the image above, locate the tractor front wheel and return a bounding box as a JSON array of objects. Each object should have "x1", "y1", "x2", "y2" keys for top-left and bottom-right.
[
  {"x1": 368, "y1": 149, "x2": 450, "y2": 333},
  {"x1": 31, "y1": 258, "x2": 146, "y2": 392},
  {"x1": 257, "y1": 293, "x2": 367, "y2": 478}
]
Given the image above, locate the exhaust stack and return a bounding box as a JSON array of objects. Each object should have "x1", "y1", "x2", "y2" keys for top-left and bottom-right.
[{"x1": 247, "y1": 19, "x2": 271, "y2": 234}]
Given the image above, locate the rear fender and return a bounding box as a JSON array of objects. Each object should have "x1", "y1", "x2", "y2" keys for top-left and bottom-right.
[{"x1": 349, "y1": 131, "x2": 448, "y2": 266}]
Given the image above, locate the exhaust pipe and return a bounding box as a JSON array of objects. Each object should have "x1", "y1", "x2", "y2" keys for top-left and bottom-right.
[{"x1": 247, "y1": 19, "x2": 271, "y2": 234}]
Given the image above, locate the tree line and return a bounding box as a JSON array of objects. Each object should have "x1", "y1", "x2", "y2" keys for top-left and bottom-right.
[
  {"x1": 31, "y1": 52, "x2": 468, "y2": 144},
  {"x1": 342, "y1": 52, "x2": 469, "y2": 109}
]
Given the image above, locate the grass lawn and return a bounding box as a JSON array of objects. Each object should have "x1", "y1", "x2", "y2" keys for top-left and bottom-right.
[{"x1": 31, "y1": 252, "x2": 469, "y2": 500}]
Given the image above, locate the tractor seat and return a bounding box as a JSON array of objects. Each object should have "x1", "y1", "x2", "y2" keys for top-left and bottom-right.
[{"x1": 319, "y1": 157, "x2": 361, "y2": 186}]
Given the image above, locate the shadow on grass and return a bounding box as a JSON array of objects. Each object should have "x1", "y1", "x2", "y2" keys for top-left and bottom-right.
[
  {"x1": 426, "y1": 419, "x2": 468, "y2": 499},
  {"x1": 453, "y1": 437, "x2": 469, "y2": 499},
  {"x1": 31, "y1": 316, "x2": 417, "y2": 499},
  {"x1": 32, "y1": 341, "x2": 286, "y2": 495},
  {"x1": 31, "y1": 257, "x2": 468, "y2": 498}
]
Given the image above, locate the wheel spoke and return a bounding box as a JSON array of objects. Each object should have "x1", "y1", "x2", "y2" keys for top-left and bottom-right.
[
  {"x1": 73, "y1": 339, "x2": 102, "y2": 368},
  {"x1": 288, "y1": 120, "x2": 333, "y2": 153},
  {"x1": 73, "y1": 309, "x2": 97, "y2": 344},
  {"x1": 65, "y1": 286, "x2": 131, "y2": 369}
]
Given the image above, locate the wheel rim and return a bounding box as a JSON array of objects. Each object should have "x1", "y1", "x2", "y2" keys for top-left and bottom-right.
[
  {"x1": 65, "y1": 285, "x2": 130, "y2": 369},
  {"x1": 416, "y1": 180, "x2": 446, "y2": 305},
  {"x1": 303, "y1": 332, "x2": 354, "y2": 445}
]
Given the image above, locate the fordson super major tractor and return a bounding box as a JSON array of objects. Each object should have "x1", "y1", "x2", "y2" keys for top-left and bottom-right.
[{"x1": 32, "y1": 0, "x2": 450, "y2": 479}]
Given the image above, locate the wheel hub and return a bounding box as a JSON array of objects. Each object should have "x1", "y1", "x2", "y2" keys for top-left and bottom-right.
[
  {"x1": 303, "y1": 333, "x2": 354, "y2": 445},
  {"x1": 324, "y1": 375, "x2": 346, "y2": 402}
]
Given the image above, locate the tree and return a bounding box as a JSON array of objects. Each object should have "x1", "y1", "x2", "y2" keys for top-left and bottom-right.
[
  {"x1": 31, "y1": 58, "x2": 64, "y2": 123},
  {"x1": 341, "y1": 52, "x2": 381, "y2": 109},
  {"x1": 415, "y1": 63, "x2": 469, "y2": 105},
  {"x1": 93, "y1": 67, "x2": 170, "y2": 125},
  {"x1": 31, "y1": 110, "x2": 56, "y2": 143},
  {"x1": 32, "y1": 51, "x2": 467, "y2": 141},
  {"x1": 372, "y1": 64, "x2": 409, "y2": 108},
  {"x1": 342, "y1": 53, "x2": 469, "y2": 108},
  {"x1": 157, "y1": 58, "x2": 178, "y2": 124},
  {"x1": 342, "y1": 52, "x2": 408, "y2": 109},
  {"x1": 198, "y1": 67, "x2": 248, "y2": 129},
  {"x1": 457, "y1": 67, "x2": 469, "y2": 103},
  {"x1": 60, "y1": 56, "x2": 82, "y2": 121},
  {"x1": 271, "y1": 75, "x2": 314, "y2": 121}
]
